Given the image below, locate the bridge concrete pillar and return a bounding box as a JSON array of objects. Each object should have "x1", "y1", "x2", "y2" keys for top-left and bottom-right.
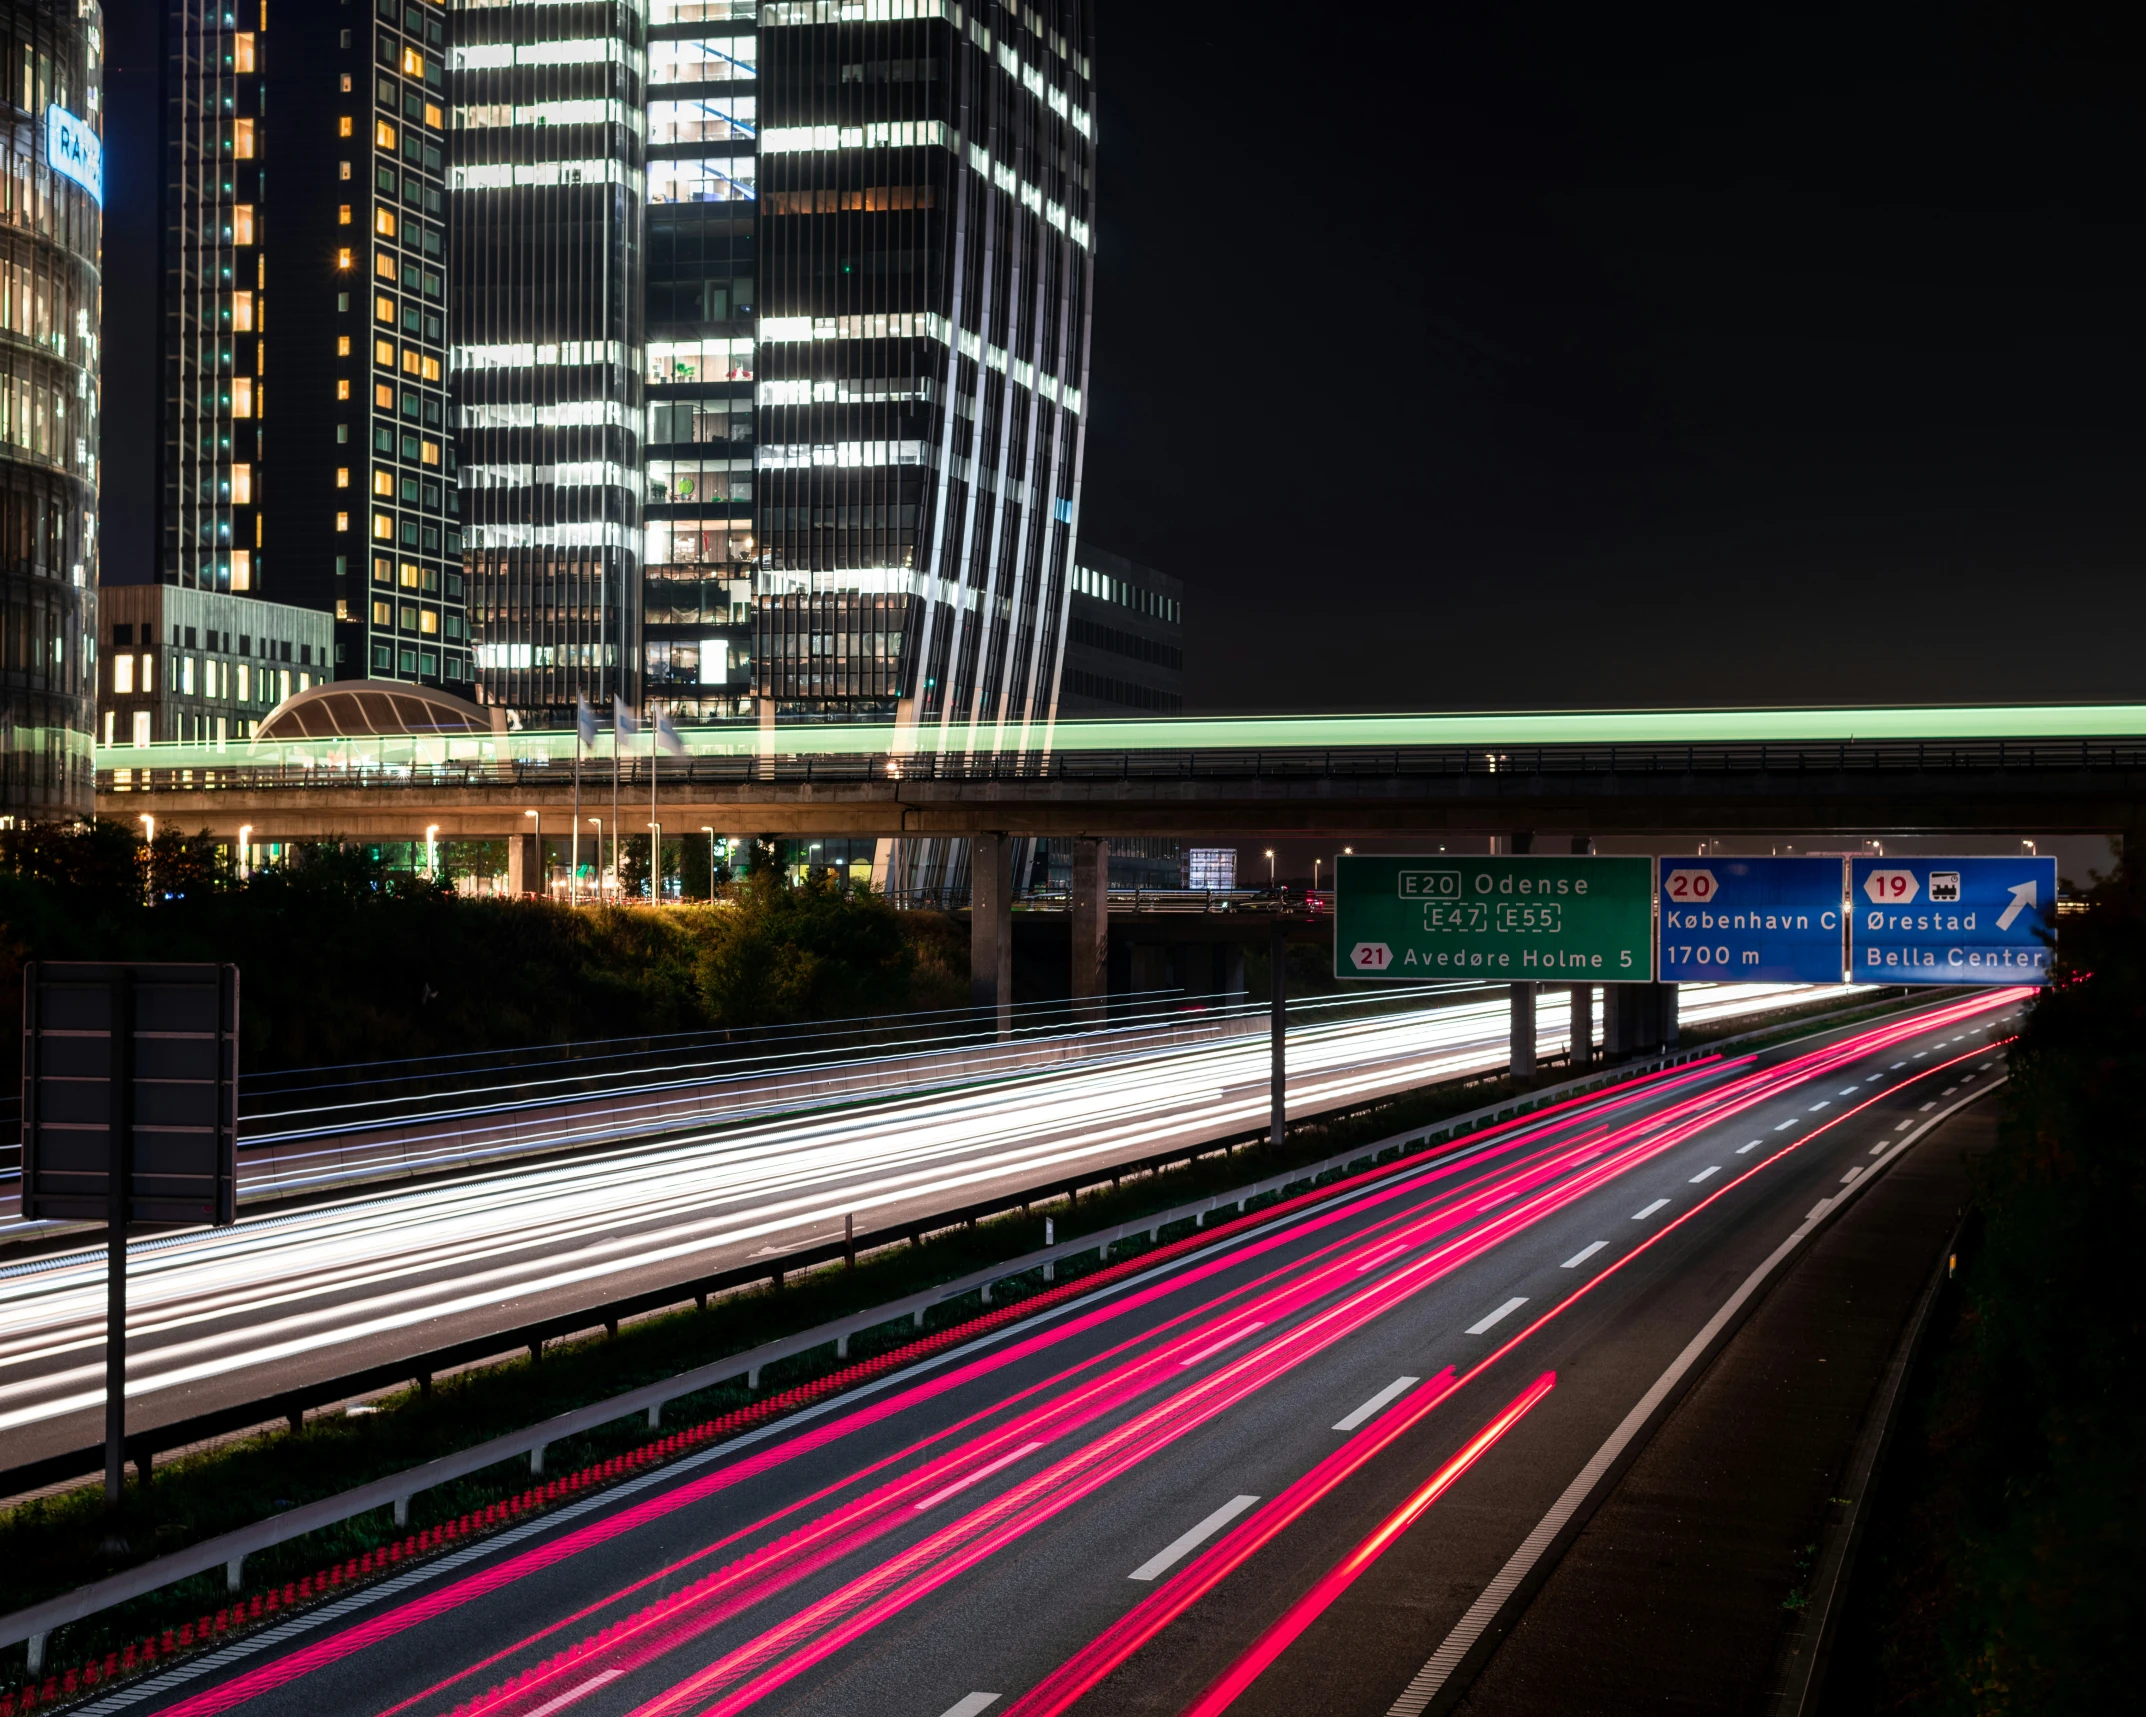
[
  {"x1": 1510, "y1": 981, "x2": 1538, "y2": 1079},
  {"x1": 969, "y1": 832, "x2": 1013, "y2": 1038},
  {"x1": 1570, "y1": 984, "x2": 1593, "y2": 1068},
  {"x1": 506, "y1": 832, "x2": 541, "y2": 898},
  {"x1": 1071, "y1": 837, "x2": 1109, "y2": 1021}
]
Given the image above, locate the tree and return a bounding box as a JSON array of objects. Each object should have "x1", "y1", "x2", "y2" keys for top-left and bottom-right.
[{"x1": 695, "y1": 868, "x2": 916, "y2": 1026}]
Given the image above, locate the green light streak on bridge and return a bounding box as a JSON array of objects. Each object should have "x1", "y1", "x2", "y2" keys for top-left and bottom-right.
[{"x1": 93, "y1": 701, "x2": 2146, "y2": 775}]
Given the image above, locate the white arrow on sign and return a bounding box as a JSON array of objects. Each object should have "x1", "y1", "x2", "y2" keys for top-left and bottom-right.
[{"x1": 1996, "y1": 879, "x2": 2037, "y2": 932}]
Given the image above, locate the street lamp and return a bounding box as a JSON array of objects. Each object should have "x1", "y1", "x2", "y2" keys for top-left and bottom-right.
[
  {"x1": 138, "y1": 813, "x2": 154, "y2": 844},
  {"x1": 647, "y1": 822, "x2": 663, "y2": 903},
  {"x1": 237, "y1": 823, "x2": 251, "y2": 880},
  {"x1": 524, "y1": 808, "x2": 541, "y2": 898},
  {"x1": 701, "y1": 825, "x2": 716, "y2": 900},
  {"x1": 1265, "y1": 848, "x2": 1276, "y2": 889},
  {"x1": 2022, "y1": 839, "x2": 2037, "y2": 855},
  {"x1": 588, "y1": 817, "x2": 603, "y2": 905},
  {"x1": 425, "y1": 824, "x2": 440, "y2": 879},
  {"x1": 1313, "y1": 857, "x2": 1321, "y2": 892}
]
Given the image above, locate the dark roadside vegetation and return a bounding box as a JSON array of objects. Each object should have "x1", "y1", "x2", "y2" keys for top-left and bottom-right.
[
  {"x1": 1829, "y1": 869, "x2": 2144, "y2": 1715},
  {"x1": 0, "y1": 982, "x2": 1908, "y2": 1690},
  {"x1": 0, "y1": 821, "x2": 970, "y2": 1079}
]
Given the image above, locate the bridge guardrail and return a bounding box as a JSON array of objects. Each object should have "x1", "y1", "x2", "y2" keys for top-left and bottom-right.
[{"x1": 94, "y1": 737, "x2": 2146, "y2": 795}]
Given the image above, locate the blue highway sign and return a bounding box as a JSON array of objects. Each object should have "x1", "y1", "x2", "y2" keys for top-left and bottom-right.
[
  {"x1": 1659, "y1": 857, "x2": 1847, "y2": 983},
  {"x1": 1850, "y1": 856, "x2": 2057, "y2": 986}
]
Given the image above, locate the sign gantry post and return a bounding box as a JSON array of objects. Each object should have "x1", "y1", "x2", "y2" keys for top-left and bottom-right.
[{"x1": 22, "y1": 963, "x2": 240, "y2": 1514}]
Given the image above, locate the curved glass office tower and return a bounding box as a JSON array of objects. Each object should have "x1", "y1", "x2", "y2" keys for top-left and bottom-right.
[
  {"x1": 0, "y1": 0, "x2": 99, "y2": 815},
  {"x1": 747, "y1": 0, "x2": 1095, "y2": 757}
]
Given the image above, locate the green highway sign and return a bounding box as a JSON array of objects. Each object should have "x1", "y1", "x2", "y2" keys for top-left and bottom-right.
[{"x1": 1333, "y1": 855, "x2": 1657, "y2": 983}]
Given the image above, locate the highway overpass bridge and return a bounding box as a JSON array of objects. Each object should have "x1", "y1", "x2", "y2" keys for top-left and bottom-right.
[{"x1": 95, "y1": 702, "x2": 2146, "y2": 842}]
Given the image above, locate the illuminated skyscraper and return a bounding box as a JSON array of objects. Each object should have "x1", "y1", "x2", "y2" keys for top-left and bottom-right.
[
  {"x1": 158, "y1": 0, "x2": 471, "y2": 692},
  {"x1": 746, "y1": 0, "x2": 1095, "y2": 754},
  {"x1": 0, "y1": 0, "x2": 100, "y2": 813},
  {"x1": 451, "y1": 0, "x2": 646, "y2": 723}
]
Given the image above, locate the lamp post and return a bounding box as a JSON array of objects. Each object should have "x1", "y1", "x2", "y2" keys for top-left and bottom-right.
[
  {"x1": 1313, "y1": 857, "x2": 1321, "y2": 893},
  {"x1": 647, "y1": 821, "x2": 663, "y2": 903},
  {"x1": 138, "y1": 813, "x2": 154, "y2": 845},
  {"x1": 236, "y1": 823, "x2": 251, "y2": 880},
  {"x1": 524, "y1": 807, "x2": 541, "y2": 898},
  {"x1": 425, "y1": 824, "x2": 440, "y2": 879},
  {"x1": 588, "y1": 817, "x2": 604, "y2": 904},
  {"x1": 701, "y1": 825, "x2": 716, "y2": 900},
  {"x1": 1265, "y1": 848, "x2": 1276, "y2": 889}
]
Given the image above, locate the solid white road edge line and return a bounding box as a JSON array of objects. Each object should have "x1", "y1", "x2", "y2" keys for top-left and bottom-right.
[
  {"x1": 1381, "y1": 1074, "x2": 2008, "y2": 1717},
  {"x1": 1335, "y1": 1376, "x2": 1421, "y2": 1433},
  {"x1": 1127, "y1": 1495, "x2": 1262, "y2": 1582}
]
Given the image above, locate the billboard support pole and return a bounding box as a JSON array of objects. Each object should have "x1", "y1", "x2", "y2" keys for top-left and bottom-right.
[
  {"x1": 105, "y1": 970, "x2": 133, "y2": 1513},
  {"x1": 1269, "y1": 917, "x2": 1286, "y2": 1150}
]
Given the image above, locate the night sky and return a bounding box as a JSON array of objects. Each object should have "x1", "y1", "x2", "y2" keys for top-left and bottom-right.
[
  {"x1": 1080, "y1": 1, "x2": 2143, "y2": 714},
  {"x1": 97, "y1": 1, "x2": 2143, "y2": 719}
]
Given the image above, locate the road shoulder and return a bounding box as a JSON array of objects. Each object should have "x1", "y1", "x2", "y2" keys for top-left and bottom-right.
[{"x1": 1448, "y1": 1101, "x2": 1998, "y2": 1717}]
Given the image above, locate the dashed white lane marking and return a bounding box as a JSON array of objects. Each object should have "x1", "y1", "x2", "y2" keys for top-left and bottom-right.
[
  {"x1": 1334, "y1": 1376, "x2": 1421, "y2": 1432},
  {"x1": 1178, "y1": 1321, "x2": 1269, "y2": 1368},
  {"x1": 1871, "y1": 1141, "x2": 1889, "y2": 1155},
  {"x1": 1354, "y1": 1241, "x2": 1409, "y2": 1274},
  {"x1": 1632, "y1": 1199, "x2": 1670, "y2": 1221},
  {"x1": 1128, "y1": 1496, "x2": 1262, "y2": 1582},
  {"x1": 1895, "y1": 1118, "x2": 1915, "y2": 1131},
  {"x1": 1839, "y1": 1086, "x2": 1861, "y2": 1095},
  {"x1": 1918, "y1": 1101, "x2": 1936, "y2": 1113},
  {"x1": 913, "y1": 1442, "x2": 1045, "y2": 1512},
  {"x1": 936, "y1": 1696, "x2": 1003, "y2": 1717},
  {"x1": 1840, "y1": 1167, "x2": 1863, "y2": 1185},
  {"x1": 1737, "y1": 1140, "x2": 1762, "y2": 1154},
  {"x1": 1561, "y1": 1241, "x2": 1608, "y2": 1269},
  {"x1": 1466, "y1": 1297, "x2": 1529, "y2": 1335},
  {"x1": 1808, "y1": 1100, "x2": 1831, "y2": 1112},
  {"x1": 1688, "y1": 1166, "x2": 1720, "y2": 1184},
  {"x1": 1864, "y1": 1074, "x2": 1884, "y2": 1083},
  {"x1": 1890, "y1": 1061, "x2": 1908, "y2": 1069},
  {"x1": 1774, "y1": 1120, "x2": 1797, "y2": 1131},
  {"x1": 524, "y1": 1673, "x2": 624, "y2": 1717},
  {"x1": 1808, "y1": 1200, "x2": 1833, "y2": 1221}
]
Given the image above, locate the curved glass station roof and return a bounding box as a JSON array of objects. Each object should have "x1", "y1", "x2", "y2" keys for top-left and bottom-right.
[{"x1": 89, "y1": 700, "x2": 2146, "y2": 776}]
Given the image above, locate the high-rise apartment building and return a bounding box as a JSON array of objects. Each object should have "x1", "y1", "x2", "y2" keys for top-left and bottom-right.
[
  {"x1": 0, "y1": 0, "x2": 100, "y2": 816},
  {"x1": 157, "y1": 0, "x2": 470, "y2": 690},
  {"x1": 451, "y1": 0, "x2": 647, "y2": 724}
]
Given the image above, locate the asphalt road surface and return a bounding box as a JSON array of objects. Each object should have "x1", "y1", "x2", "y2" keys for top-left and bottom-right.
[
  {"x1": 0, "y1": 983, "x2": 1826, "y2": 1467},
  {"x1": 81, "y1": 986, "x2": 2023, "y2": 1717}
]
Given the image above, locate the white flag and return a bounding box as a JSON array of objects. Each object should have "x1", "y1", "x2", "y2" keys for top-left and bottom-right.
[
  {"x1": 575, "y1": 693, "x2": 597, "y2": 749},
  {"x1": 612, "y1": 695, "x2": 639, "y2": 741},
  {"x1": 655, "y1": 708, "x2": 687, "y2": 758}
]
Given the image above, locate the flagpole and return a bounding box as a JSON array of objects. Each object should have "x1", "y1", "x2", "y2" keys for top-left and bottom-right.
[
  {"x1": 571, "y1": 723, "x2": 581, "y2": 906},
  {"x1": 610, "y1": 718, "x2": 621, "y2": 908}
]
